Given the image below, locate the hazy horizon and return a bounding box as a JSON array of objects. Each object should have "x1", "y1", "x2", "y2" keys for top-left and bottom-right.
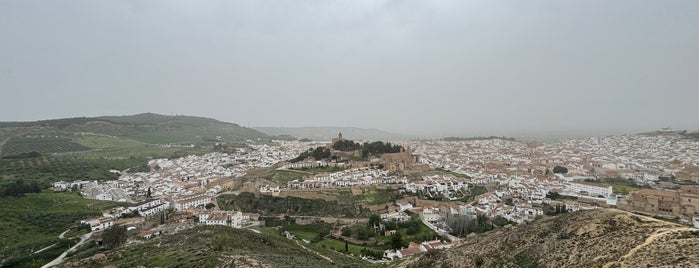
[{"x1": 2, "y1": 1, "x2": 698, "y2": 137}]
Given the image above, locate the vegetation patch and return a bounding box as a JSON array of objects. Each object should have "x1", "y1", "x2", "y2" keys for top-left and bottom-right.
[
  {"x1": 87, "y1": 226, "x2": 375, "y2": 268},
  {"x1": 0, "y1": 192, "x2": 122, "y2": 267},
  {"x1": 217, "y1": 192, "x2": 371, "y2": 217}
]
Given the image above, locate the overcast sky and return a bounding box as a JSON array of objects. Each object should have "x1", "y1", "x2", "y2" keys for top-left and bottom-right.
[{"x1": 1, "y1": 0, "x2": 698, "y2": 137}]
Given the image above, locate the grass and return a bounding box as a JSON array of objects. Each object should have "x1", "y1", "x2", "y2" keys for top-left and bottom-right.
[
  {"x1": 289, "y1": 165, "x2": 352, "y2": 175},
  {"x1": 580, "y1": 179, "x2": 648, "y2": 195},
  {"x1": 270, "y1": 170, "x2": 309, "y2": 184},
  {"x1": 315, "y1": 238, "x2": 383, "y2": 256},
  {"x1": 324, "y1": 188, "x2": 401, "y2": 206},
  {"x1": 0, "y1": 192, "x2": 123, "y2": 267},
  {"x1": 607, "y1": 181, "x2": 645, "y2": 195},
  {"x1": 240, "y1": 168, "x2": 310, "y2": 185}
]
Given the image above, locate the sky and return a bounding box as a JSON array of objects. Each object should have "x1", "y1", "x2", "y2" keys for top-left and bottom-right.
[{"x1": 1, "y1": 0, "x2": 698, "y2": 137}]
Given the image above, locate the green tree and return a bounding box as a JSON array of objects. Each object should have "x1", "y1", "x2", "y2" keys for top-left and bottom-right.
[
  {"x1": 344, "y1": 240, "x2": 349, "y2": 252},
  {"x1": 390, "y1": 232, "x2": 403, "y2": 249},
  {"x1": 341, "y1": 227, "x2": 351, "y2": 237},
  {"x1": 205, "y1": 203, "x2": 216, "y2": 210},
  {"x1": 553, "y1": 166, "x2": 568, "y2": 174},
  {"x1": 103, "y1": 225, "x2": 128, "y2": 249},
  {"x1": 368, "y1": 214, "x2": 381, "y2": 228}
]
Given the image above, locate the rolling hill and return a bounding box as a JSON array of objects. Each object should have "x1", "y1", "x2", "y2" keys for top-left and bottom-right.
[
  {"x1": 253, "y1": 126, "x2": 411, "y2": 141},
  {"x1": 0, "y1": 113, "x2": 269, "y2": 157}
]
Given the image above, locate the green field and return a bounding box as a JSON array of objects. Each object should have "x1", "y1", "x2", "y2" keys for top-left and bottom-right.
[
  {"x1": 0, "y1": 136, "x2": 90, "y2": 157},
  {"x1": 0, "y1": 192, "x2": 123, "y2": 267}
]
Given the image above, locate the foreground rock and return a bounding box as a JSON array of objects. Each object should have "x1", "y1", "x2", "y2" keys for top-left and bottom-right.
[{"x1": 403, "y1": 209, "x2": 699, "y2": 268}]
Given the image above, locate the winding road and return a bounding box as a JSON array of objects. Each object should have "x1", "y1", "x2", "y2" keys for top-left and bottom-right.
[{"x1": 41, "y1": 231, "x2": 93, "y2": 268}]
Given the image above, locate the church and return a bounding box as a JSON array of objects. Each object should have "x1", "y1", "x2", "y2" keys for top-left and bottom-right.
[{"x1": 328, "y1": 132, "x2": 344, "y2": 148}]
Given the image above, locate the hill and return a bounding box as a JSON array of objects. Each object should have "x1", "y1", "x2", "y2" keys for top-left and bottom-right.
[
  {"x1": 253, "y1": 126, "x2": 411, "y2": 141},
  {"x1": 403, "y1": 209, "x2": 699, "y2": 268},
  {"x1": 0, "y1": 113, "x2": 269, "y2": 156},
  {"x1": 0, "y1": 192, "x2": 123, "y2": 266},
  {"x1": 63, "y1": 225, "x2": 376, "y2": 268}
]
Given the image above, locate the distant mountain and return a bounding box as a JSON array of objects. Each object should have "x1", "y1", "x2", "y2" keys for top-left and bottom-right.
[
  {"x1": 253, "y1": 126, "x2": 411, "y2": 141},
  {"x1": 0, "y1": 113, "x2": 269, "y2": 157},
  {"x1": 403, "y1": 209, "x2": 699, "y2": 268}
]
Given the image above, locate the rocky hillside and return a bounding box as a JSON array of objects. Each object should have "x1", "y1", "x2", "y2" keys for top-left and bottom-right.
[
  {"x1": 62, "y1": 225, "x2": 375, "y2": 268},
  {"x1": 404, "y1": 209, "x2": 699, "y2": 268}
]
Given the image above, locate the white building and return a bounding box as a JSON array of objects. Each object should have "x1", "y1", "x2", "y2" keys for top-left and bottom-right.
[{"x1": 174, "y1": 194, "x2": 211, "y2": 211}]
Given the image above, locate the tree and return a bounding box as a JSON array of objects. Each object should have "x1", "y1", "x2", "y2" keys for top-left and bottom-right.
[
  {"x1": 344, "y1": 240, "x2": 349, "y2": 252},
  {"x1": 390, "y1": 232, "x2": 403, "y2": 249},
  {"x1": 341, "y1": 227, "x2": 351, "y2": 237},
  {"x1": 103, "y1": 225, "x2": 128, "y2": 249},
  {"x1": 205, "y1": 203, "x2": 216, "y2": 210},
  {"x1": 553, "y1": 166, "x2": 568, "y2": 174},
  {"x1": 368, "y1": 214, "x2": 380, "y2": 228},
  {"x1": 492, "y1": 216, "x2": 511, "y2": 227},
  {"x1": 146, "y1": 187, "x2": 152, "y2": 198}
]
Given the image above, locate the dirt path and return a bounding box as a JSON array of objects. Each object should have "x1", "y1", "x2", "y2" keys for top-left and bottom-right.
[
  {"x1": 293, "y1": 240, "x2": 334, "y2": 264},
  {"x1": 602, "y1": 227, "x2": 696, "y2": 268},
  {"x1": 33, "y1": 243, "x2": 59, "y2": 254},
  {"x1": 41, "y1": 232, "x2": 93, "y2": 268}
]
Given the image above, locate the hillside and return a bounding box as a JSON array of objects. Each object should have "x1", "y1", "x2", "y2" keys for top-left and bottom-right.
[
  {"x1": 0, "y1": 113, "x2": 269, "y2": 157},
  {"x1": 403, "y1": 209, "x2": 699, "y2": 268},
  {"x1": 62, "y1": 225, "x2": 376, "y2": 268},
  {"x1": 253, "y1": 126, "x2": 411, "y2": 141}
]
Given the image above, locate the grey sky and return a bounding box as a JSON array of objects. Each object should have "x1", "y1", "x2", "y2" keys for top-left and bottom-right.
[{"x1": 1, "y1": 0, "x2": 698, "y2": 137}]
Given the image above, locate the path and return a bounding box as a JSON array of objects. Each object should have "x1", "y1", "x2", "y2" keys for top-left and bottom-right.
[
  {"x1": 33, "y1": 243, "x2": 59, "y2": 254},
  {"x1": 58, "y1": 229, "x2": 70, "y2": 239},
  {"x1": 41, "y1": 231, "x2": 93, "y2": 268},
  {"x1": 602, "y1": 227, "x2": 696, "y2": 268},
  {"x1": 421, "y1": 218, "x2": 460, "y2": 242},
  {"x1": 293, "y1": 240, "x2": 334, "y2": 264}
]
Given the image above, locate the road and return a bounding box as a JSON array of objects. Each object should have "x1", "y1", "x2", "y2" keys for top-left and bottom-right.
[
  {"x1": 421, "y1": 218, "x2": 460, "y2": 242},
  {"x1": 41, "y1": 231, "x2": 93, "y2": 268}
]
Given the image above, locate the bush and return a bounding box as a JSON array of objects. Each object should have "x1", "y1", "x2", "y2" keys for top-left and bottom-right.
[{"x1": 103, "y1": 225, "x2": 128, "y2": 249}]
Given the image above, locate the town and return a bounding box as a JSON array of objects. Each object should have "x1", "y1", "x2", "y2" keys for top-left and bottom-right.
[{"x1": 50, "y1": 131, "x2": 699, "y2": 263}]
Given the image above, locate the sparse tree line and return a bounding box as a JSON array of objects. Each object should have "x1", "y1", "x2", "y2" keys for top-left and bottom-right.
[
  {"x1": 290, "y1": 140, "x2": 403, "y2": 163},
  {"x1": 443, "y1": 212, "x2": 515, "y2": 237},
  {"x1": 0, "y1": 179, "x2": 41, "y2": 197}
]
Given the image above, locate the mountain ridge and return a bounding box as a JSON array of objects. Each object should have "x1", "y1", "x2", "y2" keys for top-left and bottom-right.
[{"x1": 253, "y1": 126, "x2": 412, "y2": 141}]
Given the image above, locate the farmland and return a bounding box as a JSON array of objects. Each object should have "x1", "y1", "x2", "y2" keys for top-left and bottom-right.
[
  {"x1": 0, "y1": 192, "x2": 123, "y2": 266},
  {"x1": 0, "y1": 155, "x2": 150, "y2": 187},
  {"x1": 0, "y1": 136, "x2": 89, "y2": 157}
]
